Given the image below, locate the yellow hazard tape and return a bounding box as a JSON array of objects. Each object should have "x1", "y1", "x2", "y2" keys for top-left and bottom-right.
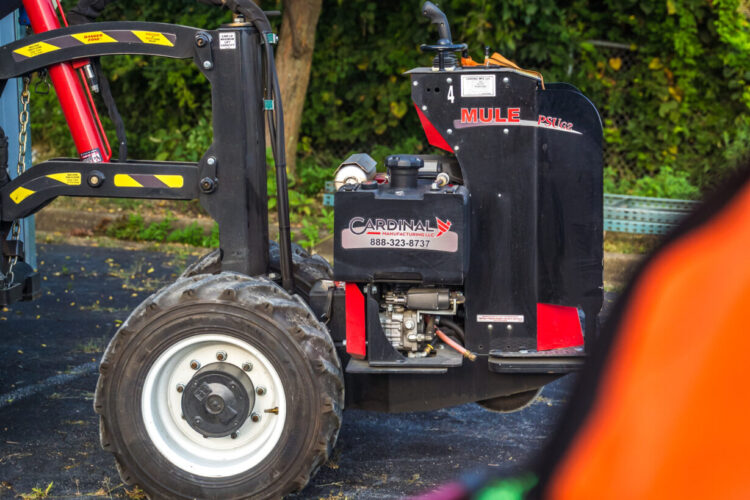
[
  {"x1": 113, "y1": 174, "x2": 143, "y2": 188},
  {"x1": 132, "y1": 31, "x2": 174, "y2": 47},
  {"x1": 14, "y1": 41, "x2": 60, "y2": 58},
  {"x1": 10, "y1": 187, "x2": 35, "y2": 204},
  {"x1": 47, "y1": 173, "x2": 82, "y2": 186},
  {"x1": 154, "y1": 175, "x2": 184, "y2": 188}
]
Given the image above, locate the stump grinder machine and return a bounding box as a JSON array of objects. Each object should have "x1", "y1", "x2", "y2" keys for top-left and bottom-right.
[{"x1": 0, "y1": 0, "x2": 602, "y2": 497}]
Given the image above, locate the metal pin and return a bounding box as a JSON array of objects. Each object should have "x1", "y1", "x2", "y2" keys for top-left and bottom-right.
[
  {"x1": 264, "y1": 407, "x2": 279, "y2": 414},
  {"x1": 242, "y1": 362, "x2": 253, "y2": 372}
]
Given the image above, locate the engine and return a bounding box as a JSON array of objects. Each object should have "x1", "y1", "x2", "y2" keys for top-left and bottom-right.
[{"x1": 380, "y1": 287, "x2": 464, "y2": 355}]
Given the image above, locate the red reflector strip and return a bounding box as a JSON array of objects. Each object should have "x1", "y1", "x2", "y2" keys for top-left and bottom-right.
[
  {"x1": 537, "y1": 303, "x2": 584, "y2": 351},
  {"x1": 345, "y1": 283, "x2": 367, "y2": 359},
  {"x1": 415, "y1": 104, "x2": 453, "y2": 153}
]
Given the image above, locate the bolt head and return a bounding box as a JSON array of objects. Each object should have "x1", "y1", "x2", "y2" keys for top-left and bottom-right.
[
  {"x1": 193, "y1": 416, "x2": 202, "y2": 425},
  {"x1": 251, "y1": 413, "x2": 261, "y2": 423},
  {"x1": 446, "y1": 77, "x2": 453, "y2": 83},
  {"x1": 421, "y1": 105, "x2": 428, "y2": 111},
  {"x1": 216, "y1": 351, "x2": 227, "y2": 361},
  {"x1": 196, "y1": 37, "x2": 206, "y2": 47},
  {"x1": 256, "y1": 386, "x2": 266, "y2": 396},
  {"x1": 447, "y1": 129, "x2": 453, "y2": 135},
  {"x1": 231, "y1": 432, "x2": 238, "y2": 439},
  {"x1": 190, "y1": 360, "x2": 200, "y2": 370},
  {"x1": 242, "y1": 362, "x2": 253, "y2": 372},
  {"x1": 206, "y1": 156, "x2": 216, "y2": 166},
  {"x1": 454, "y1": 145, "x2": 460, "y2": 151},
  {"x1": 503, "y1": 77, "x2": 510, "y2": 84},
  {"x1": 503, "y1": 128, "x2": 509, "y2": 135},
  {"x1": 413, "y1": 81, "x2": 419, "y2": 86},
  {"x1": 506, "y1": 324, "x2": 513, "y2": 331},
  {"x1": 176, "y1": 384, "x2": 184, "y2": 393},
  {"x1": 203, "y1": 60, "x2": 213, "y2": 70}
]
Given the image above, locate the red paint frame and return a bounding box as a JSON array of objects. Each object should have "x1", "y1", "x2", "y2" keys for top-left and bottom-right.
[{"x1": 22, "y1": 0, "x2": 110, "y2": 162}]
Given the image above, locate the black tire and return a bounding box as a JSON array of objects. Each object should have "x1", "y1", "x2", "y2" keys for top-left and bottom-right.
[
  {"x1": 181, "y1": 241, "x2": 332, "y2": 300},
  {"x1": 95, "y1": 273, "x2": 344, "y2": 499},
  {"x1": 476, "y1": 387, "x2": 542, "y2": 413}
]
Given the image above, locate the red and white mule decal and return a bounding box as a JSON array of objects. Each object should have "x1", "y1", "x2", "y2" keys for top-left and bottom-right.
[{"x1": 455, "y1": 107, "x2": 582, "y2": 135}]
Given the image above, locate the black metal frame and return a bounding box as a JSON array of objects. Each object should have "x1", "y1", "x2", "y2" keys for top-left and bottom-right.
[{"x1": 0, "y1": 20, "x2": 270, "y2": 276}]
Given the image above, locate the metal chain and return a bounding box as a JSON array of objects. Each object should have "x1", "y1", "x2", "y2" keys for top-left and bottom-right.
[{"x1": 5, "y1": 76, "x2": 31, "y2": 287}]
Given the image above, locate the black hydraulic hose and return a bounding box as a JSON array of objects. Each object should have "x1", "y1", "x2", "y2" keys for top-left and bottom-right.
[
  {"x1": 438, "y1": 318, "x2": 465, "y2": 344},
  {"x1": 265, "y1": 43, "x2": 294, "y2": 293},
  {"x1": 93, "y1": 59, "x2": 127, "y2": 161}
]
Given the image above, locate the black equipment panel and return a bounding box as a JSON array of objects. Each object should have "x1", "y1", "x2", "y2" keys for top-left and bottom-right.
[
  {"x1": 410, "y1": 68, "x2": 603, "y2": 353},
  {"x1": 334, "y1": 181, "x2": 468, "y2": 285}
]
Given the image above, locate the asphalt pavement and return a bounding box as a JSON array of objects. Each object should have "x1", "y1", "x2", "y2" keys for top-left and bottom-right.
[{"x1": 0, "y1": 243, "x2": 615, "y2": 498}]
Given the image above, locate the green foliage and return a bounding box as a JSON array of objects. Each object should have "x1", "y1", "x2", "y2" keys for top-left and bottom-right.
[
  {"x1": 29, "y1": 0, "x2": 750, "y2": 200},
  {"x1": 105, "y1": 212, "x2": 219, "y2": 247}
]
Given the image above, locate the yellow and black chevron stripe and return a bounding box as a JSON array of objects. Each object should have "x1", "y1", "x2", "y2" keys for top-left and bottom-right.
[
  {"x1": 9, "y1": 172, "x2": 81, "y2": 204},
  {"x1": 113, "y1": 174, "x2": 184, "y2": 189},
  {"x1": 12, "y1": 30, "x2": 176, "y2": 61},
  {"x1": 8, "y1": 172, "x2": 184, "y2": 205}
]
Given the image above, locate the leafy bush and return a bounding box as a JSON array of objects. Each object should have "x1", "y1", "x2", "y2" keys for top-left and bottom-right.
[{"x1": 29, "y1": 0, "x2": 750, "y2": 200}]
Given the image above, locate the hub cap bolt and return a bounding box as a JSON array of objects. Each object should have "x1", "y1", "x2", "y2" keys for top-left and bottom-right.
[
  {"x1": 256, "y1": 386, "x2": 266, "y2": 396},
  {"x1": 190, "y1": 360, "x2": 200, "y2": 370},
  {"x1": 216, "y1": 351, "x2": 227, "y2": 361},
  {"x1": 251, "y1": 412, "x2": 261, "y2": 423},
  {"x1": 242, "y1": 362, "x2": 253, "y2": 372},
  {"x1": 176, "y1": 384, "x2": 185, "y2": 393}
]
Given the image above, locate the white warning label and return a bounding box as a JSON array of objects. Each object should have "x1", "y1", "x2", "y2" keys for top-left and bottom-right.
[
  {"x1": 461, "y1": 74, "x2": 496, "y2": 97},
  {"x1": 341, "y1": 216, "x2": 458, "y2": 252},
  {"x1": 477, "y1": 314, "x2": 525, "y2": 323},
  {"x1": 219, "y1": 32, "x2": 237, "y2": 50}
]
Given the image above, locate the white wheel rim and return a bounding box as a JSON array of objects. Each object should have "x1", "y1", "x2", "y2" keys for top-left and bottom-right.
[{"x1": 141, "y1": 333, "x2": 287, "y2": 478}]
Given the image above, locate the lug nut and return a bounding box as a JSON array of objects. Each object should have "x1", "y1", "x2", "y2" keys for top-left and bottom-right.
[
  {"x1": 256, "y1": 386, "x2": 266, "y2": 396},
  {"x1": 250, "y1": 412, "x2": 261, "y2": 423},
  {"x1": 216, "y1": 351, "x2": 227, "y2": 361},
  {"x1": 190, "y1": 360, "x2": 200, "y2": 370},
  {"x1": 200, "y1": 177, "x2": 216, "y2": 193},
  {"x1": 176, "y1": 384, "x2": 184, "y2": 393},
  {"x1": 242, "y1": 362, "x2": 253, "y2": 372}
]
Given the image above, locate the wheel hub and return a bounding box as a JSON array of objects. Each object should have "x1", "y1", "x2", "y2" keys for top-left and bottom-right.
[{"x1": 182, "y1": 362, "x2": 255, "y2": 437}]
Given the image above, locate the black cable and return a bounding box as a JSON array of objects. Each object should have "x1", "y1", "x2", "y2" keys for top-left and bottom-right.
[
  {"x1": 93, "y1": 59, "x2": 127, "y2": 161},
  {"x1": 438, "y1": 318, "x2": 465, "y2": 344}
]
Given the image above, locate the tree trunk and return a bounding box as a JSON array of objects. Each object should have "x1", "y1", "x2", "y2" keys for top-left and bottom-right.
[{"x1": 276, "y1": 0, "x2": 323, "y2": 178}]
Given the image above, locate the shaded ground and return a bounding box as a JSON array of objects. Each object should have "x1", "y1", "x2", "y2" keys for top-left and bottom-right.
[{"x1": 0, "y1": 244, "x2": 617, "y2": 498}]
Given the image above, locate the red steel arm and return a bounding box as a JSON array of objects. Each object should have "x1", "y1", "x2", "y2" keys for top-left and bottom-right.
[{"x1": 22, "y1": 0, "x2": 109, "y2": 163}]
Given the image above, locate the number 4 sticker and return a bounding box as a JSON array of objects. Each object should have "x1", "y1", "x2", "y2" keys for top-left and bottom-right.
[{"x1": 447, "y1": 85, "x2": 455, "y2": 103}]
